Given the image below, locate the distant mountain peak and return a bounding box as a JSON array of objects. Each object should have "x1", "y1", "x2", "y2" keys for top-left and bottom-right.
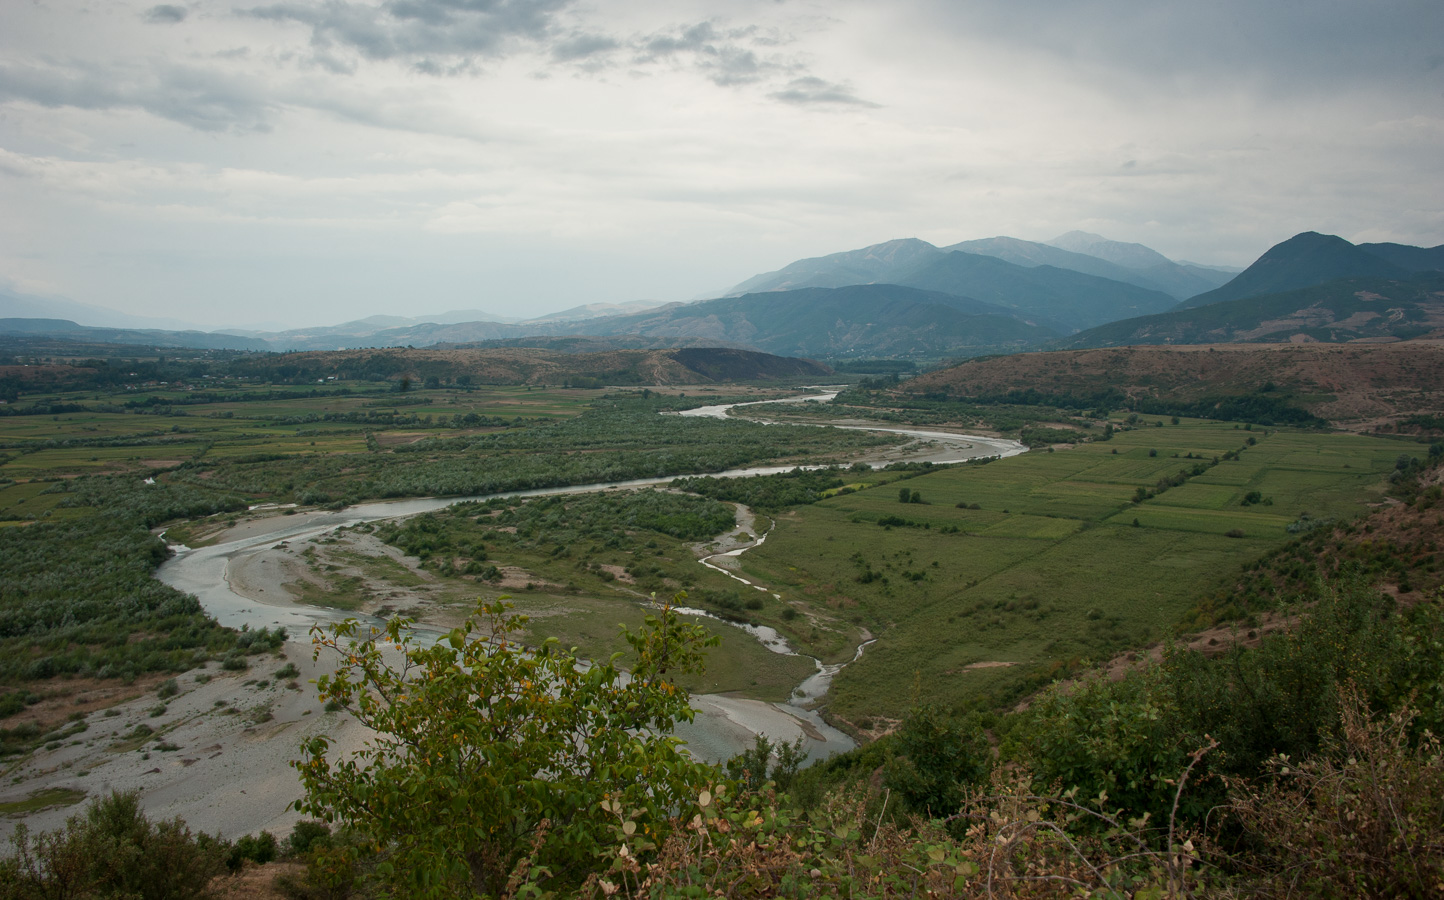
[
  {"x1": 1049, "y1": 230, "x2": 1110, "y2": 245},
  {"x1": 1046, "y1": 231, "x2": 1175, "y2": 270}
]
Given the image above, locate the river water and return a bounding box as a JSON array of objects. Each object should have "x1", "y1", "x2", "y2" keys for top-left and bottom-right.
[{"x1": 156, "y1": 391, "x2": 1025, "y2": 763}]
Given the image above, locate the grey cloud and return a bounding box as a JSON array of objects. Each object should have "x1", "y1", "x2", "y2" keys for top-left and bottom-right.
[
  {"x1": 629, "y1": 21, "x2": 790, "y2": 87},
  {"x1": 921, "y1": 0, "x2": 1444, "y2": 103},
  {"x1": 145, "y1": 5, "x2": 188, "y2": 23},
  {"x1": 550, "y1": 33, "x2": 620, "y2": 63},
  {"x1": 638, "y1": 22, "x2": 721, "y2": 60},
  {"x1": 0, "y1": 61, "x2": 273, "y2": 132},
  {"x1": 245, "y1": 0, "x2": 573, "y2": 68},
  {"x1": 769, "y1": 75, "x2": 876, "y2": 107}
]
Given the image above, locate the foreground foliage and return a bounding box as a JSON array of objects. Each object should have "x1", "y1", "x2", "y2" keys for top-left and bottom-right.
[{"x1": 291, "y1": 597, "x2": 719, "y2": 897}]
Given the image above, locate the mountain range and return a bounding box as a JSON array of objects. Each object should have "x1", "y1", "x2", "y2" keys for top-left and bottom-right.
[{"x1": 3, "y1": 230, "x2": 1441, "y2": 361}]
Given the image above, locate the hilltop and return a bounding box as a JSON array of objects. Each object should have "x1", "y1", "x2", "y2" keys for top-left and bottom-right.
[{"x1": 1178, "y1": 231, "x2": 1443, "y2": 309}]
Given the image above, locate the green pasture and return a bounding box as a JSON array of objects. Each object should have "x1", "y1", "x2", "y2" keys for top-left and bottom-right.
[{"x1": 733, "y1": 422, "x2": 1407, "y2": 720}]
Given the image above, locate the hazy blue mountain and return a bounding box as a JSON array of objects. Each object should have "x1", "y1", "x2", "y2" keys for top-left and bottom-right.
[
  {"x1": 0, "y1": 318, "x2": 273, "y2": 351},
  {"x1": 725, "y1": 238, "x2": 944, "y2": 294},
  {"x1": 556, "y1": 284, "x2": 1056, "y2": 358},
  {"x1": 1178, "y1": 232, "x2": 1414, "y2": 309},
  {"x1": 892, "y1": 251, "x2": 1178, "y2": 331},
  {"x1": 1054, "y1": 272, "x2": 1444, "y2": 348},
  {"x1": 1047, "y1": 230, "x2": 1174, "y2": 268},
  {"x1": 945, "y1": 236, "x2": 1149, "y2": 280},
  {"x1": 725, "y1": 235, "x2": 1222, "y2": 327},
  {"x1": 1044, "y1": 231, "x2": 1233, "y2": 298},
  {"x1": 0, "y1": 287, "x2": 205, "y2": 331},
  {"x1": 944, "y1": 235, "x2": 1230, "y2": 299}
]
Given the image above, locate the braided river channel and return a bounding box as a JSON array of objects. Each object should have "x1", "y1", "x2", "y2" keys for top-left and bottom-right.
[{"x1": 156, "y1": 391, "x2": 1025, "y2": 763}]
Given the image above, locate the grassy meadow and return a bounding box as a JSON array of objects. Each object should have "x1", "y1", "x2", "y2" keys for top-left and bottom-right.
[{"x1": 735, "y1": 418, "x2": 1408, "y2": 721}]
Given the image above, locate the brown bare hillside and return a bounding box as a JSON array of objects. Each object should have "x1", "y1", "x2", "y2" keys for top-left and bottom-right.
[{"x1": 904, "y1": 342, "x2": 1444, "y2": 429}]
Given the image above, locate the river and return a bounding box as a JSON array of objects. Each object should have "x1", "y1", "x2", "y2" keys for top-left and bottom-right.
[{"x1": 156, "y1": 390, "x2": 1025, "y2": 764}]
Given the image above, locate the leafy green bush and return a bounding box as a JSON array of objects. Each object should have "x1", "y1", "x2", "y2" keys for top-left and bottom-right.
[
  {"x1": 883, "y1": 705, "x2": 992, "y2": 820},
  {"x1": 227, "y1": 831, "x2": 279, "y2": 871},
  {"x1": 286, "y1": 820, "x2": 332, "y2": 857},
  {"x1": 292, "y1": 596, "x2": 719, "y2": 897},
  {"x1": 1020, "y1": 666, "x2": 1188, "y2": 825}
]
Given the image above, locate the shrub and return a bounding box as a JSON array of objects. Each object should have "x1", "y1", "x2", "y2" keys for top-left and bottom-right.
[
  {"x1": 227, "y1": 831, "x2": 279, "y2": 871},
  {"x1": 156, "y1": 678, "x2": 179, "y2": 699},
  {"x1": 286, "y1": 820, "x2": 332, "y2": 857},
  {"x1": 221, "y1": 653, "x2": 248, "y2": 671},
  {"x1": 291, "y1": 596, "x2": 719, "y2": 897},
  {"x1": 883, "y1": 705, "x2": 992, "y2": 819},
  {"x1": 0, "y1": 790, "x2": 227, "y2": 899},
  {"x1": 1021, "y1": 666, "x2": 1189, "y2": 824}
]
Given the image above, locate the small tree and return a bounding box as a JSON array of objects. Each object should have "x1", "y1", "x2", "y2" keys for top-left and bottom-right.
[{"x1": 291, "y1": 597, "x2": 718, "y2": 898}]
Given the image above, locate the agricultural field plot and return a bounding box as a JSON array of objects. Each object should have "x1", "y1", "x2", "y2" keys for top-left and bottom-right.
[{"x1": 733, "y1": 423, "x2": 1409, "y2": 720}]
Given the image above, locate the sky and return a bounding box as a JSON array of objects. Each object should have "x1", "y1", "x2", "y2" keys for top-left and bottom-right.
[{"x1": 1, "y1": 0, "x2": 1441, "y2": 330}]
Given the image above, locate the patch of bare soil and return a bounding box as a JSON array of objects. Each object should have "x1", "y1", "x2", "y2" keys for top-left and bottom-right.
[
  {"x1": 597, "y1": 564, "x2": 634, "y2": 584},
  {"x1": 496, "y1": 566, "x2": 562, "y2": 591},
  {"x1": 372, "y1": 431, "x2": 432, "y2": 447},
  {"x1": 209, "y1": 861, "x2": 307, "y2": 899},
  {"x1": 2, "y1": 673, "x2": 174, "y2": 731}
]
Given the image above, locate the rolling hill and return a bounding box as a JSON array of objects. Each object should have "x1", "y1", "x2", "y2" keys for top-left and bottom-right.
[{"x1": 899, "y1": 342, "x2": 1444, "y2": 429}]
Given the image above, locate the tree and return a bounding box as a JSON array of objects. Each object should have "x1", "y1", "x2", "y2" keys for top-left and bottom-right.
[{"x1": 291, "y1": 597, "x2": 719, "y2": 898}]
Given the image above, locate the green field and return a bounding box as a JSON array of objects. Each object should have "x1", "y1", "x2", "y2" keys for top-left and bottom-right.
[{"x1": 734, "y1": 421, "x2": 1406, "y2": 721}]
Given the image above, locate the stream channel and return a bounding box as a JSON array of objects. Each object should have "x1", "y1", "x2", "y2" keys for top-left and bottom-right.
[{"x1": 156, "y1": 390, "x2": 1025, "y2": 764}]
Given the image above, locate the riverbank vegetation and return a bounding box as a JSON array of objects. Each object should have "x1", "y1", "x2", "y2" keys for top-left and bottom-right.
[{"x1": 0, "y1": 378, "x2": 895, "y2": 753}]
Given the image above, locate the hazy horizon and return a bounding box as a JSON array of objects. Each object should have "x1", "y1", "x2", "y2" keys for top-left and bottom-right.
[{"x1": 3, "y1": 0, "x2": 1441, "y2": 330}]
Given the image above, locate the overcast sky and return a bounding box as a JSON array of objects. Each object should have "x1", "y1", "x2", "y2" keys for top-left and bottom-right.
[{"x1": 2, "y1": 0, "x2": 1441, "y2": 329}]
